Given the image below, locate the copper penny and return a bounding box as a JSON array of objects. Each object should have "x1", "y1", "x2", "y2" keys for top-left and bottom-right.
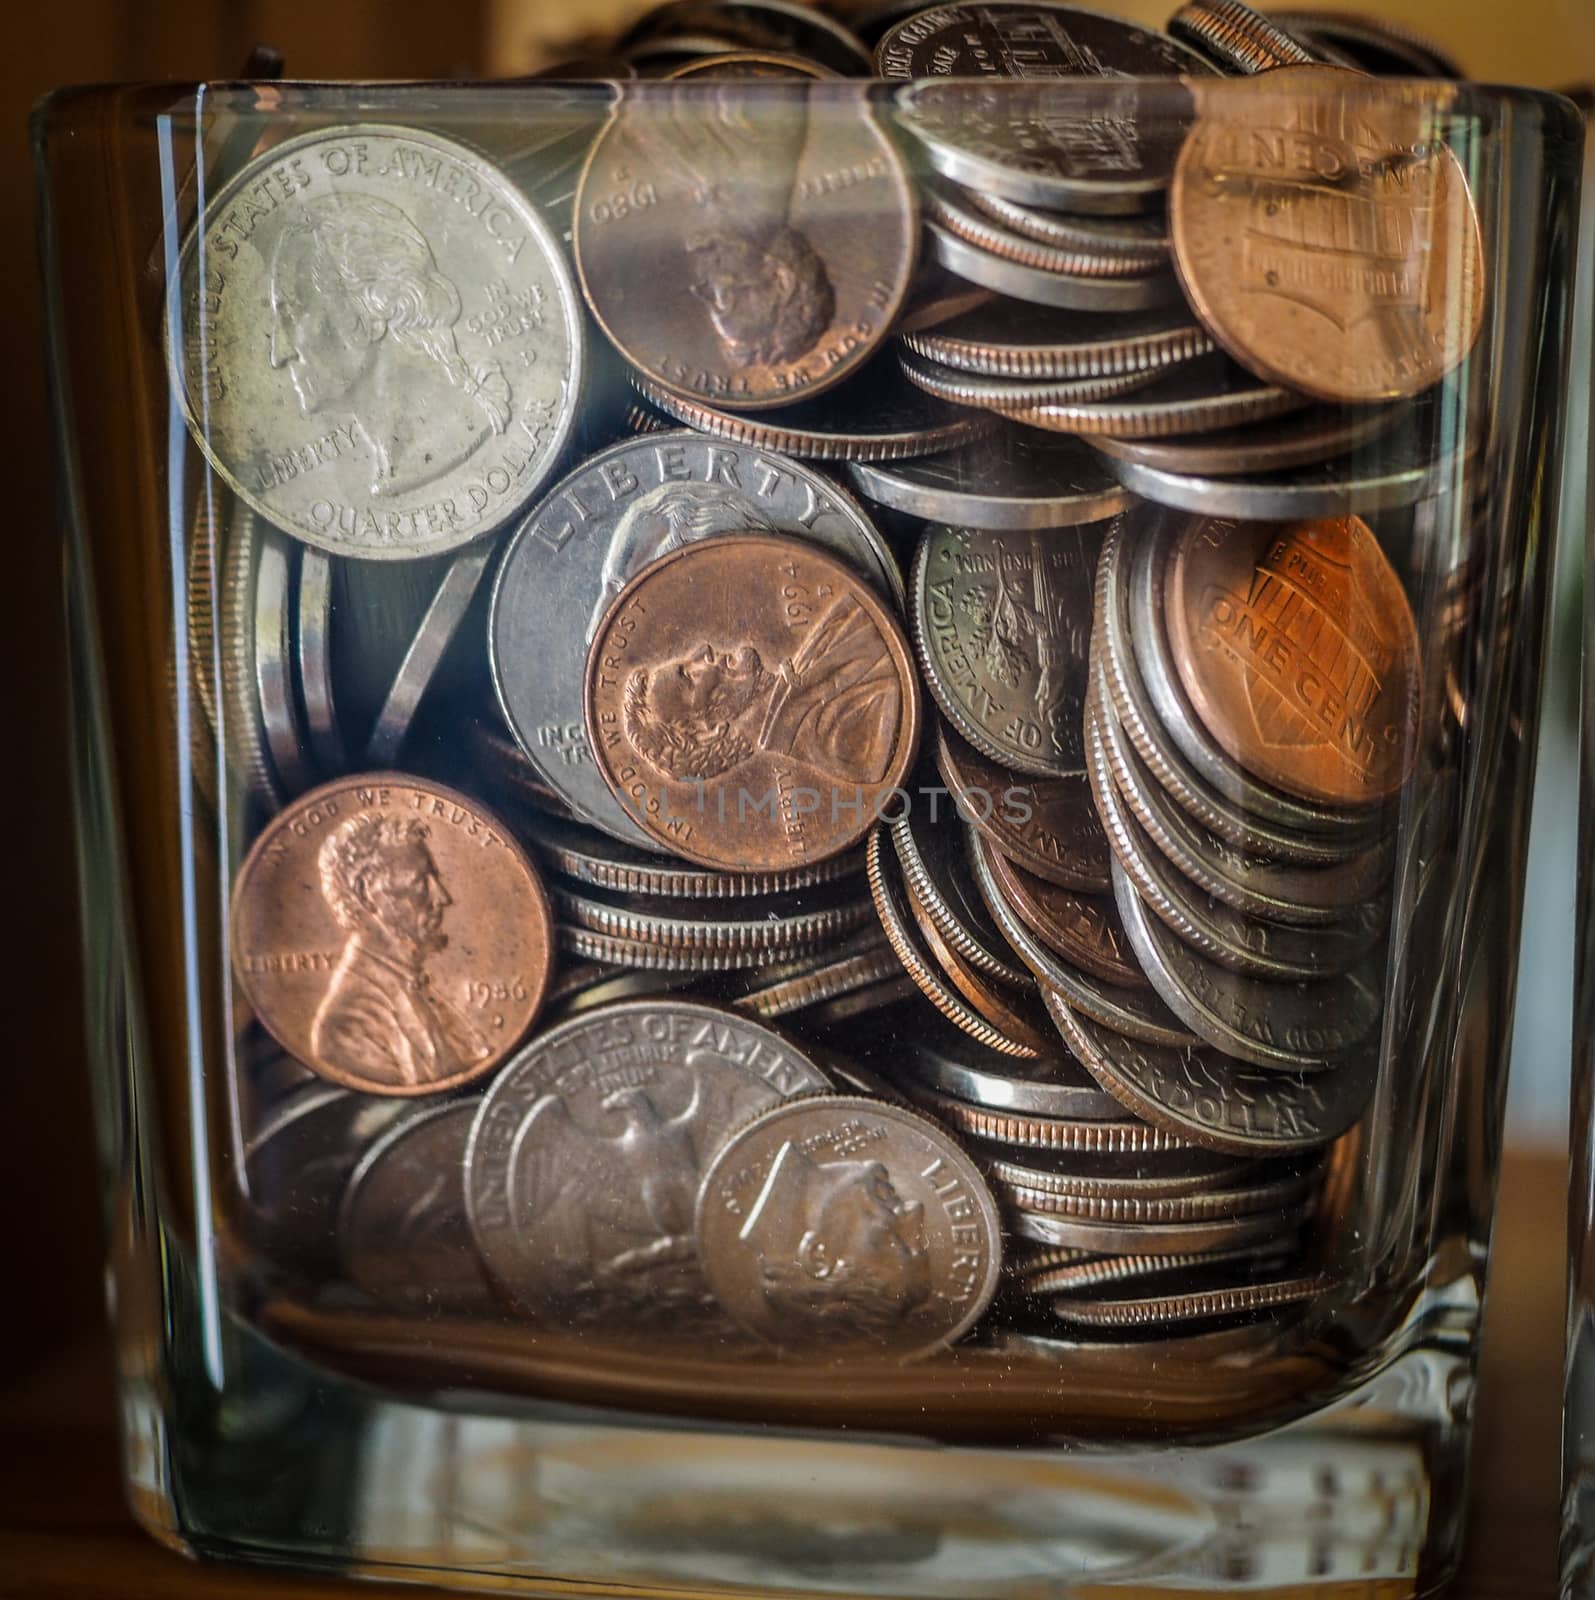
[
  {"x1": 980, "y1": 838, "x2": 1146, "y2": 989},
  {"x1": 934, "y1": 725, "x2": 1110, "y2": 892},
  {"x1": 230, "y1": 774, "x2": 555, "y2": 1096},
  {"x1": 574, "y1": 83, "x2": 916, "y2": 410},
  {"x1": 585, "y1": 535, "x2": 921, "y2": 870},
  {"x1": 1163, "y1": 514, "x2": 1421, "y2": 807},
  {"x1": 1170, "y1": 69, "x2": 1486, "y2": 404}
]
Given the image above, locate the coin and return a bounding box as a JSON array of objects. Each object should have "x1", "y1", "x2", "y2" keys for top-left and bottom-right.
[
  {"x1": 983, "y1": 1143, "x2": 1257, "y2": 1204},
  {"x1": 890, "y1": 40, "x2": 1214, "y2": 212},
  {"x1": 1170, "y1": 71, "x2": 1486, "y2": 403},
  {"x1": 1049, "y1": 1275, "x2": 1324, "y2": 1330},
  {"x1": 963, "y1": 190, "x2": 1170, "y2": 270},
  {"x1": 1019, "y1": 1242, "x2": 1271, "y2": 1294},
  {"x1": 979, "y1": 835, "x2": 1145, "y2": 988},
  {"x1": 1011, "y1": 355, "x2": 1307, "y2": 438},
  {"x1": 912, "y1": 522, "x2": 1099, "y2": 778},
  {"x1": 935, "y1": 725, "x2": 1110, "y2": 891},
  {"x1": 845, "y1": 429, "x2": 1130, "y2": 531},
  {"x1": 338, "y1": 1100, "x2": 497, "y2": 1313},
  {"x1": 907, "y1": 1085, "x2": 1190, "y2": 1154},
  {"x1": 694, "y1": 1094, "x2": 1003, "y2": 1356},
  {"x1": 664, "y1": 49, "x2": 841, "y2": 79},
  {"x1": 296, "y1": 549, "x2": 346, "y2": 775},
  {"x1": 519, "y1": 807, "x2": 864, "y2": 899},
  {"x1": 1003, "y1": 1166, "x2": 1315, "y2": 1223},
  {"x1": 575, "y1": 84, "x2": 915, "y2": 409},
  {"x1": 1010, "y1": 1203, "x2": 1306, "y2": 1256},
  {"x1": 586, "y1": 535, "x2": 922, "y2": 869},
  {"x1": 254, "y1": 526, "x2": 315, "y2": 796},
  {"x1": 1166, "y1": 0, "x2": 1320, "y2": 73},
  {"x1": 1042, "y1": 986, "x2": 1374, "y2": 1156},
  {"x1": 897, "y1": 350, "x2": 1162, "y2": 414},
  {"x1": 619, "y1": 0, "x2": 875, "y2": 75},
  {"x1": 901, "y1": 303, "x2": 1213, "y2": 382},
  {"x1": 171, "y1": 125, "x2": 585, "y2": 559},
  {"x1": 560, "y1": 924, "x2": 813, "y2": 972},
  {"x1": 867, "y1": 828, "x2": 1044, "y2": 1058},
  {"x1": 967, "y1": 829, "x2": 1199, "y2": 1049},
  {"x1": 734, "y1": 943, "x2": 903, "y2": 1018},
  {"x1": 464, "y1": 999, "x2": 831, "y2": 1331},
  {"x1": 927, "y1": 222, "x2": 1183, "y2": 313},
  {"x1": 1087, "y1": 405, "x2": 1404, "y2": 478},
  {"x1": 217, "y1": 501, "x2": 284, "y2": 808},
  {"x1": 491, "y1": 431, "x2": 904, "y2": 845},
  {"x1": 230, "y1": 774, "x2": 555, "y2": 1095},
  {"x1": 1164, "y1": 512, "x2": 1421, "y2": 807},
  {"x1": 630, "y1": 361, "x2": 996, "y2": 460}
]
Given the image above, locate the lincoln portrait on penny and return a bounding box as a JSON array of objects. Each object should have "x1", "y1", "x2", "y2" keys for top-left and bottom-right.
[
  {"x1": 311, "y1": 812, "x2": 490, "y2": 1089},
  {"x1": 268, "y1": 191, "x2": 513, "y2": 499},
  {"x1": 623, "y1": 592, "x2": 902, "y2": 787},
  {"x1": 737, "y1": 1141, "x2": 930, "y2": 1342}
]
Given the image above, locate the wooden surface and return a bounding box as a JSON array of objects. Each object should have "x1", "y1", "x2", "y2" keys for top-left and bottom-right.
[{"x1": 0, "y1": 1147, "x2": 1564, "y2": 1599}]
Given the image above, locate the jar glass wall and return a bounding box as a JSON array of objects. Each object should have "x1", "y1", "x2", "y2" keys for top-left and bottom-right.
[{"x1": 37, "y1": 74, "x2": 1582, "y2": 1597}]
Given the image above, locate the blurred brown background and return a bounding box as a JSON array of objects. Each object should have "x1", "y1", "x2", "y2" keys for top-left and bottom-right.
[{"x1": 2, "y1": 2, "x2": 1591, "y2": 1596}]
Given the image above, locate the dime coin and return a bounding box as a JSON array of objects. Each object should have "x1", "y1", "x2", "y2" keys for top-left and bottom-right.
[
  {"x1": 735, "y1": 944, "x2": 903, "y2": 1018},
  {"x1": 927, "y1": 222, "x2": 1182, "y2": 312},
  {"x1": 983, "y1": 1143, "x2": 1258, "y2": 1205},
  {"x1": 897, "y1": 350, "x2": 1161, "y2": 414},
  {"x1": 846, "y1": 429, "x2": 1130, "y2": 531},
  {"x1": 1111, "y1": 863, "x2": 1383, "y2": 1071},
  {"x1": 907, "y1": 1085, "x2": 1190, "y2": 1154},
  {"x1": 890, "y1": 37, "x2": 1214, "y2": 211},
  {"x1": 1003, "y1": 1167, "x2": 1315, "y2": 1224},
  {"x1": 230, "y1": 774, "x2": 555, "y2": 1095},
  {"x1": 338, "y1": 1100, "x2": 497, "y2": 1313},
  {"x1": 890, "y1": 805, "x2": 1032, "y2": 987},
  {"x1": 936, "y1": 725, "x2": 1110, "y2": 891},
  {"x1": 1010, "y1": 1203, "x2": 1305, "y2": 1256},
  {"x1": 868, "y1": 829, "x2": 1044, "y2": 1058},
  {"x1": 585, "y1": 535, "x2": 922, "y2": 870},
  {"x1": 630, "y1": 362, "x2": 996, "y2": 461},
  {"x1": 1010, "y1": 355, "x2": 1307, "y2": 437},
  {"x1": 171, "y1": 125, "x2": 585, "y2": 559},
  {"x1": 491, "y1": 431, "x2": 905, "y2": 845},
  {"x1": 967, "y1": 829, "x2": 1198, "y2": 1049},
  {"x1": 980, "y1": 834, "x2": 1145, "y2": 987},
  {"x1": 1167, "y1": 0, "x2": 1320, "y2": 73},
  {"x1": 1020, "y1": 1243, "x2": 1270, "y2": 1294},
  {"x1": 551, "y1": 879, "x2": 874, "y2": 952},
  {"x1": 694, "y1": 1094, "x2": 1003, "y2": 1357},
  {"x1": 1170, "y1": 70, "x2": 1486, "y2": 403},
  {"x1": 901, "y1": 302, "x2": 1213, "y2": 381},
  {"x1": 520, "y1": 807, "x2": 864, "y2": 899},
  {"x1": 963, "y1": 190, "x2": 1170, "y2": 269},
  {"x1": 1164, "y1": 512, "x2": 1421, "y2": 807},
  {"x1": 1042, "y1": 986, "x2": 1375, "y2": 1155},
  {"x1": 618, "y1": 0, "x2": 875, "y2": 75},
  {"x1": 466, "y1": 999, "x2": 833, "y2": 1329},
  {"x1": 1087, "y1": 405, "x2": 1404, "y2": 478},
  {"x1": 575, "y1": 84, "x2": 915, "y2": 409},
  {"x1": 296, "y1": 549, "x2": 346, "y2": 775},
  {"x1": 912, "y1": 522, "x2": 1100, "y2": 778},
  {"x1": 559, "y1": 924, "x2": 810, "y2": 972},
  {"x1": 1049, "y1": 1275, "x2": 1324, "y2": 1330}
]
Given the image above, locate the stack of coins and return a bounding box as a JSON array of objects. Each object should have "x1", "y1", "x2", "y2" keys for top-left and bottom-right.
[{"x1": 171, "y1": 0, "x2": 1482, "y2": 1375}]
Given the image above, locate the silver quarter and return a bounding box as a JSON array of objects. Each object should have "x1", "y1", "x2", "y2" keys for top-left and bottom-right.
[
  {"x1": 171, "y1": 124, "x2": 585, "y2": 559},
  {"x1": 1002, "y1": 1167, "x2": 1315, "y2": 1223},
  {"x1": 905, "y1": 1083, "x2": 1191, "y2": 1154},
  {"x1": 695, "y1": 1094, "x2": 1004, "y2": 1357},
  {"x1": 846, "y1": 429, "x2": 1130, "y2": 531},
  {"x1": 927, "y1": 222, "x2": 1182, "y2": 312},
  {"x1": 979, "y1": 1141, "x2": 1258, "y2": 1202},
  {"x1": 1111, "y1": 860, "x2": 1384, "y2": 1072},
  {"x1": 490, "y1": 430, "x2": 902, "y2": 844},
  {"x1": 465, "y1": 999, "x2": 832, "y2": 1329},
  {"x1": 734, "y1": 944, "x2": 903, "y2": 1019},
  {"x1": 338, "y1": 1100, "x2": 497, "y2": 1313},
  {"x1": 1009, "y1": 1202, "x2": 1308, "y2": 1256},
  {"x1": 902, "y1": 302, "x2": 1213, "y2": 381},
  {"x1": 898, "y1": 349, "x2": 1161, "y2": 414},
  {"x1": 963, "y1": 188, "x2": 1169, "y2": 268},
  {"x1": 1087, "y1": 404, "x2": 1404, "y2": 477},
  {"x1": 558, "y1": 924, "x2": 836, "y2": 973},
  {"x1": 1049, "y1": 1275, "x2": 1325, "y2": 1330},
  {"x1": 1043, "y1": 986, "x2": 1375, "y2": 1155}
]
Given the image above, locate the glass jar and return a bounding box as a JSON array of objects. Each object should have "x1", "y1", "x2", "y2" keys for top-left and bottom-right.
[{"x1": 37, "y1": 70, "x2": 1582, "y2": 1598}]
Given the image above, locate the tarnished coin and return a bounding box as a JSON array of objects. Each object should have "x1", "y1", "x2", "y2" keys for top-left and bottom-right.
[
  {"x1": 1011, "y1": 355, "x2": 1307, "y2": 438},
  {"x1": 465, "y1": 999, "x2": 832, "y2": 1328},
  {"x1": 575, "y1": 84, "x2": 915, "y2": 409},
  {"x1": 1164, "y1": 512, "x2": 1421, "y2": 807},
  {"x1": 171, "y1": 125, "x2": 584, "y2": 559},
  {"x1": 338, "y1": 1100, "x2": 496, "y2": 1313},
  {"x1": 980, "y1": 834, "x2": 1145, "y2": 987},
  {"x1": 585, "y1": 535, "x2": 922, "y2": 870},
  {"x1": 846, "y1": 429, "x2": 1130, "y2": 531},
  {"x1": 1167, "y1": 0, "x2": 1320, "y2": 73},
  {"x1": 491, "y1": 431, "x2": 904, "y2": 845},
  {"x1": 902, "y1": 302, "x2": 1213, "y2": 382},
  {"x1": 1043, "y1": 987, "x2": 1375, "y2": 1156},
  {"x1": 912, "y1": 523, "x2": 1100, "y2": 778},
  {"x1": 230, "y1": 774, "x2": 555, "y2": 1096},
  {"x1": 1088, "y1": 405, "x2": 1404, "y2": 478},
  {"x1": 631, "y1": 362, "x2": 996, "y2": 461},
  {"x1": 964, "y1": 190, "x2": 1170, "y2": 270},
  {"x1": 695, "y1": 1094, "x2": 1003, "y2": 1357},
  {"x1": 619, "y1": 0, "x2": 874, "y2": 76},
  {"x1": 935, "y1": 725, "x2": 1110, "y2": 891},
  {"x1": 967, "y1": 829, "x2": 1199, "y2": 1049},
  {"x1": 890, "y1": 38, "x2": 1214, "y2": 211},
  {"x1": 927, "y1": 222, "x2": 1182, "y2": 312},
  {"x1": 897, "y1": 350, "x2": 1160, "y2": 414},
  {"x1": 1111, "y1": 862, "x2": 1383, "y2": 1072},
  {"x1": 1170, "y1": 70, "x2": 1485, "y2": 403}
]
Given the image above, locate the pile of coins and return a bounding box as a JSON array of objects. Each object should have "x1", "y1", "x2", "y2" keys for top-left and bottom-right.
[{"x1": 172, "y1": 0, "x2": 1480, "y2": 1372}]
